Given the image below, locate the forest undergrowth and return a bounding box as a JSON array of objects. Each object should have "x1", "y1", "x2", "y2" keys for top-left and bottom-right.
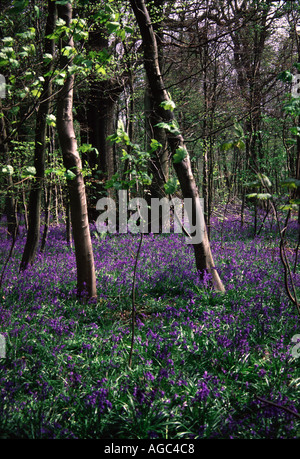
[{"x1": 0, "y1": 210, "x2": 300, "y2": 439}]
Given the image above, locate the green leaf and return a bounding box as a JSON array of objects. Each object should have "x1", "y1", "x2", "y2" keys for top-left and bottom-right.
[
  {"x1": 1, "y1": 47, "x2": 15, "y2": 59},
  {"x1": 155, "y1": 121, "x2": 180, "y2": 136},
  {"x1": 46, "y1": 114, "x2": 56, "y2": 127},
  {"x1": 173, "y1": 146, "x2": 187, "y2": 163},
  {"x1": 220, "y1": 141, "x2": 234, "y2": 151},
  {"x1": 16, "y1": 27, "x2": 35, "y2": 40},
  {"x1": 31, "y1": 89, "x2": 42, "y2": 98},
  {"x1": 22, "y1": 166, "x2": 36, "y2": 177},
  {"x1": 2, "y1": 37, "x2": 14, "y2": 45},
  {"x1": 54, "y1": 73, "x2": 66, "y2": 86},
  {"x1": 124, "y1": 25, "x2": 134, "y2": 34},
  {"x1": 8, "y1": 0, "x2": 29, "y2": 15},
  {"x1": 106, "y1": 21, "x2": 120, "y2": 33},
  {"x1": 256, "y1": 193, "x2": 272, "y2": 200},
  {"x1": 65, "y1": 169, "x2": 76, "y2": 181},
  {"x1": 116, "y1": 29, "x2": 126, "y2": 41},
  {"x1": 289, "y1": 126, "x2": 300, "y2": 136},
  {"x1": 45, "y1": 168, "x2": 64, "y2": 177},
  {"x1": 285, "y1": 138, "x2": 297, "y2": 145},
  {"x1": 56, "y1": 18, "x2": 67, "y2": 26},
  {"x1": 1, "y1": 165, "x2": 14, "y2": 176},
  {"x1": 95, "y1": 64, "x2": 106, "y2": 75},
  {"x1": 283, "y1": 98, "x2": 300, "y2": 116},
  {"x1": 280, "y1": 178, "x2": 300, "y2": 189},
  {"x1": 155, "y1": 121, "x2": 171, "y2": 130},
  {"x1": 246, "y1": 193, "x2": 258, "y2": 199},
  {"x1": 140, "y1": 172, "x2": 152, "y2": 185},
  {"x1": 149, "y1": 139, "x2": 162, "y2": 153},
  {"x1": 279, "y1": 204, "x2": 298, "y2": 211},
  {"x1": 164, "y1": 176, "x2": 178, "y2": 195},
  {"x1": 78, "y1": 143, "x2": 93, "y2": 153},
  {"x1": 107, "y1": 133, "x2": 119, "y2": 143},
  {"x1": 160, "y1": 100, "x2": 176, "y2": 112},
  {"x1": 233, "y1": 121, "x2": 244, "y2": 138},
  {"x1": 0, "y1": 58, "x2": 9, "y2": 68},
  {"x1": 61, "y1": 46, "x2": 75, "y2": 57},
  {"x1": 235, "y1": 139, "x2": 245, "y2": 150},
  {"x1": 277, "y1": 70, "x2": 293, "y2": 82}
]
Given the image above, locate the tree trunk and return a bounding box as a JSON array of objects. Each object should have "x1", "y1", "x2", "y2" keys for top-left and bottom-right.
[
  {"x1": 56, "y1": 2, "x2": 97, "y2": 299},
  {"x1": 86, "y1": 79, "x2": 121, "y2": 195},
  {"x1": 20, "y1": 0, "x2": 56, "y2": 270},
  {"x1": 40, "y1": 180, "x2": 52, "y2": 253},
  {"x1": 130, "y1": 0, "x2": 225, "y2": 292}
]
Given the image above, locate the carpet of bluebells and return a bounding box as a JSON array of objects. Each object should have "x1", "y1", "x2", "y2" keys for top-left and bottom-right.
[{"x1": 0, "y1": 210, "x2": 300, "y2": 439}]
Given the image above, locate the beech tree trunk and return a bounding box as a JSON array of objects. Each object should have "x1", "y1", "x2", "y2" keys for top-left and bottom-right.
[
  {"x1": 56, "y1": 3, "x2": 97, "y2": 299},
  {"x1": 130, "y1": 0, "x2": 225, "y2": 292}
]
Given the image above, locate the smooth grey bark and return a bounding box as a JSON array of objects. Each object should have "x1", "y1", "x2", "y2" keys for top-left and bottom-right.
[
  {"x1": 56, "y1": 3, "x2": 97, "y2": 299},
  {"x1": 130, "y1": 0, "x2": 225, "y2": 292}
]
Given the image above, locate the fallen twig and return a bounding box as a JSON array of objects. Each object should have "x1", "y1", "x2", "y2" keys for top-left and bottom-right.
[{"x1": 255, "y1": 395, "x2": 300, "y2": 420}]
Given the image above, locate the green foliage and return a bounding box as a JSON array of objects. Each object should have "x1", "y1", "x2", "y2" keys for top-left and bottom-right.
[
  {"x1": 277, "y1": 70, "x2": 293, "y2": 83},
  {"x1": 78, "y1": 143, "x2": 98, "y2": 156},
  {"x1": 106, "y1": 121, "x2": 156, "y2": 191},
  {"x1": 220, "y1": 121, "x2": 245, "y2": 152},
  {"x1": 289, "y1": 126, "x2": 300, "y2": 136},
  {"x1": 46, "y1": 114, "x2": 56, "y2": 128},
  {"x1": 280, "y1": 178, "x2": 300, "y2": 190},
  {"x1": 245, "y1": 173, "x2": 272, "y2": 190},
  {"x1": 164, "y1": 176, "x2": 179, "y2": 195},
  {"x1": 21, "y1": 166, "x2": 36, "y2": 178},
  {"x1": 246, "y1": 192, "x2": 272, "y2": 201},
  {"x1": 149, "y1": 139, "x2": 162, "y2": 153},
  {"x1": 65, "y1": 169, "x2": 76, "y2": 181},
  {"x1": 283, "y1": 97, "x2": 300, "y2": 116},
  {"x1": 7, "y1": 0, "x2": 29, "y2": 15},
  {"x1": 173, "y1": 146, "x2": 187, "y2": 164},
  {"x1": 155, "y1": 120, "x2": 181, "y2": 136},
  {"x1": 1, "y1": 165, "x2": 14, "y2": 176},
  {"x1": 220, "y1": 140, "x2": 234, "y2": 151},
  {"x1": 160, "y1": 99, "x2": 176, "y2": 112}
]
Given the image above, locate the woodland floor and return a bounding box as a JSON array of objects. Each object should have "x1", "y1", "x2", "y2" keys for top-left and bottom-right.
[{"x1": 0, "y1": 208, "x2": 300, "y2": 439}]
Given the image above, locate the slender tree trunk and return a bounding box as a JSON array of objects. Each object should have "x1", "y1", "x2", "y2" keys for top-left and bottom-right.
[
  {"x1": 130, "y1": 0, "x2": 225, "y2": 292},
  {"x1": 56, "y1": 2, "x2": 96, "y2": 299},
  {"x1": 20, "y1": 0, "x2": 56, "y2": 271},
  {"x1": 66, "y1": 198, "x2": 72, "y2": 248},
  {"x1": 40, "y1": 181, "x2": 52, "y2": 253},
  {"x1": 86, "y1": 80, "x2": 121, "y2": 196}
]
